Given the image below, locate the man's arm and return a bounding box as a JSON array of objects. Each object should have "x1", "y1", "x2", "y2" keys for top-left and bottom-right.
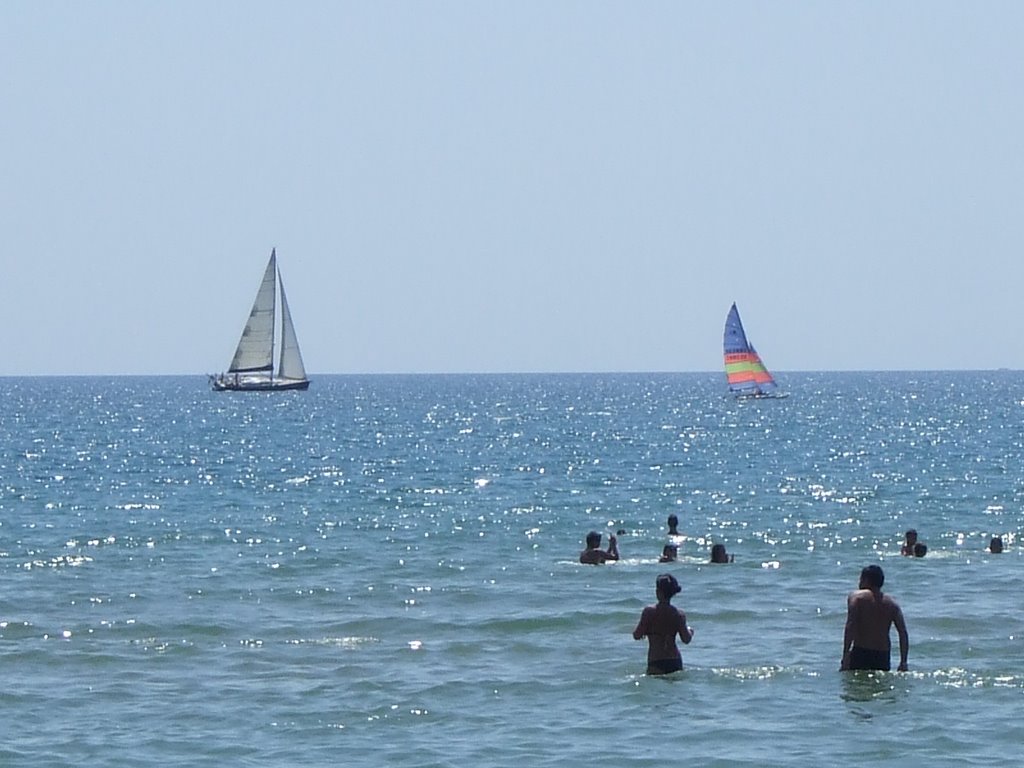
[
  {"x1": 893, "y1": 604, "x2": 909, "y2": 672},
  {"x1": 840, "y1": 594, "x2": 856, "y2": 670}
]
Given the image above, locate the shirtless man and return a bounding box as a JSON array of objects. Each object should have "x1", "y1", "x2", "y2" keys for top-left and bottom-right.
[
  {"x1": 841, "y1": 564, "x2": 909, "y2": 672},
  {"x1": 579, "y1": 531, "x2": 619, "y2": 564}
]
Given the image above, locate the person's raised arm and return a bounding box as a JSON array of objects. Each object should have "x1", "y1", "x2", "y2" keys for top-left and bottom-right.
[{"x1": 606, "y1": 534, "x2": 620, "y2": 561}]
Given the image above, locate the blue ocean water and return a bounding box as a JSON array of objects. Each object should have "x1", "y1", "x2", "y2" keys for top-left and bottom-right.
[{"x1": 1, "y1": 372, "x2": 1022, "y2": 766}]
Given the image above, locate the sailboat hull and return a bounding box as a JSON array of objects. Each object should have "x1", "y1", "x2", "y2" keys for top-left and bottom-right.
[
  {"x1": 735, "y1": 390, "x2": 789, "y2": 400},
  {"x1": 211, "y1": 376, "x2": 310, "y2": 392}
]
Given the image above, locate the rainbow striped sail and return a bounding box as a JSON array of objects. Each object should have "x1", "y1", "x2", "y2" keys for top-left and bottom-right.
[{"x1": 723, "y1": 303, "x2": 785, "y2": 398}]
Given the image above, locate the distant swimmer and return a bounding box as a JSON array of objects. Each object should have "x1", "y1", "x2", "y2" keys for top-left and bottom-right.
[
  {"x1": 659, "y1": 544, "x2": 678, "y2": 563},
  {"x1": 900, "y1": 529, "x2": 918, "y2": 556},
  {"x1": 913, "y1": 543, "x2": 927, "y2": 558},
  {"x1": 667, "y1": 514, "x2": 680, "y2": 536},
  {"x1": 633, "y1": 573, "x2": 693, "y2": 675},
  {"x1": 840, "y1": 565, "x2": 909, "y2": 672},
  {"x1": 579, "y1": 531, "x2": 619, "y2": 564},
  {"x1": 989, "y1": 536, "x2": 1004, "y2": 554},
  {"x1": 710, "y1": 543, "x2": 733, "y2": 564}
]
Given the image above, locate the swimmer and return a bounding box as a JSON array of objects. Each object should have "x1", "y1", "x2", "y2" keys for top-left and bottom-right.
[
  {"x1": 579, "y1": 531, "x2": 619, "y2": 564},
  {"x1": 989, "y1": 536, "x2": 1004, "y2": 554},
  {"x1": 633, "y1": 573, "x2": 693, "y2": 675},
  {"x1": 667, "y1": 514, "x2": 680, "y2": 536},
  {"x1": 710, "y1": 543, "x2": 733, "y2": 564},
  {"x1": 659, "y1": 544, "x2": 678, "y2": 563},
  {"x1": 840, "y1": 564, "x2": 909, "y2": 672},
  {"x1": 901, "y1": 529, "x2": 918, "y2": 556}
]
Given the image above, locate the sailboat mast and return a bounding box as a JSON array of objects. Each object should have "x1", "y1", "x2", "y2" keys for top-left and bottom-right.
[{"x1": 268, "y1": 249, "x2": 277, "y2": 380}]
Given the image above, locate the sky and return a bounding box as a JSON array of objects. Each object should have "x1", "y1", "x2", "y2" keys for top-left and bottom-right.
[{"x1": 3, "y1": 1, "x2": 1023, "y2": 375}]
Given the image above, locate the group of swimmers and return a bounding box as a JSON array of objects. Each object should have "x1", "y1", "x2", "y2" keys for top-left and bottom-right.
[
  {"x1": 901, "y1": 528, "x2": 1005, "y2": 558},
  {"x1": 579, "y1": 514, "x2": 734, "y2": 567},
  {"x1": 581, "y1": 518, "x2": 1010, "y2": 677}
]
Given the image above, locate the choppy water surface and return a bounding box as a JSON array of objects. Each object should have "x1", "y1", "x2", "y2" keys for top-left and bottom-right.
[{"x1": 2, "y1": 372, "x2": 1023, "y2": 766}]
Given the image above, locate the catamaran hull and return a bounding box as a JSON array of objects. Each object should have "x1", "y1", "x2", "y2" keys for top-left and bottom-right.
[
  {"x1": 735, "y1": 391, "x2": 789, "y2": 400},
  {"x1": 211, "y1": 378, "x2": 310, "y2": 392}
]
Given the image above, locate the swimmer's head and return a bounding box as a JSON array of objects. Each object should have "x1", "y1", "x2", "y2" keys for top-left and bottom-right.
[
  {"x1": 586, "y1": 531, "x2": 602, "y2": 548},
  {"x1": 656, "y1": 573, "x2": 681, "y2": 598}
]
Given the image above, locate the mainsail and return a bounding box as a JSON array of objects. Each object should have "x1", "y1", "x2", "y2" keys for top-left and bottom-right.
[
  {"x1": 723, "y1": 303, "x2": 782, "y2": 398},
  {"x1": 228, "y1": 254, "x2": 277, "y2": 375}
]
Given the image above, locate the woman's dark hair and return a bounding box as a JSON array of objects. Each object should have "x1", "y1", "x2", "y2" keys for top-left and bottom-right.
[{"x1": 656, "y1": 573, "x2": 681, "y2": 597}]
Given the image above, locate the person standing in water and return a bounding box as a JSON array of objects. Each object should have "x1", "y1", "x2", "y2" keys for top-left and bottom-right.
[
  {"x1": 667, "y1": 514, "x2": 680, "y2": 536},
  {"x1": 840, "y1": 564, "x2": 909, "y2": 672},
  {"x1": 900, "y1": 529, "x2": 918, "y2": 556},
  {"x1": 579, "y1": 531, "x2": 619, "y2": 564},
  {"x1": 633, "y1": 573, "x2": 693, "y2": 675}
]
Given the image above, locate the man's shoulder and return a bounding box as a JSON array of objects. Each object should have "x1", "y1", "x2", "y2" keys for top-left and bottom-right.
[{"x1": 881, "y1": 592, "x2": 901, "y2": 609}]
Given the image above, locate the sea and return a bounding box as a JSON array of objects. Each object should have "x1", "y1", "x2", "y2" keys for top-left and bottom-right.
[{"x1": 1, "y1": 371, "x2": 1022, "y2": 767}]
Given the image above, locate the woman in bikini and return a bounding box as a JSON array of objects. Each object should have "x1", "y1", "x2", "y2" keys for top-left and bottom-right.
[{"x1": 632, "y1": 573, "x2": 694, "y2": 675}]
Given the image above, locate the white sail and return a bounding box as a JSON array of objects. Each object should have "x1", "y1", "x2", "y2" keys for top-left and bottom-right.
[
  {"x1": 277, "y1": 275, "x2": 307, "y2": 382},
  {"x1": 228, "y1": 251, "x2": 277, "y2": 374}
]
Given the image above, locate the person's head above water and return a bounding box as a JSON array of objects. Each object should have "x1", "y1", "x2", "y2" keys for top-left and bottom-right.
[
  {"x1": 656, "y1": 573, "x2": 681, "y2": 600},
  {"x1": 913, "y1": 542, "x2": 928, "y2": 557},
  {"x1": 660, "y1": 544, "x2": 678, "y2": 562},
  {"x1": 990, "y1": 536, "x2": 1004, "y2": 554},
  {"x1": 710, "y1": 543, "x2": 730, "y2": 563},
  {"x1": 859, "y1": 564, "x2": 885, "y2": 590},
  {"x1": 667, "y1": 514, "x2": 679, "y2": 534},
  {"x1": 585, "y1": 531, "x2": 602, "y2": 548}
]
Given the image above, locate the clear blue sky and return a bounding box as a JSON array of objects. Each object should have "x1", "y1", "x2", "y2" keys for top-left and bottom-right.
[{"x1": 3, "y1": 2, "x2": 1022, "y2": 375}]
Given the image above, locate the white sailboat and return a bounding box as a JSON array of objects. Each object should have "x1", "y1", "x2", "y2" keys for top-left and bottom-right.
[{"x1": 210, "y1": 249, "x2": 310, "y2": 392}]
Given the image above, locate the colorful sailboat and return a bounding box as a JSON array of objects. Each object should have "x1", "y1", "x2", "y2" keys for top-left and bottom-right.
[
  {"x1": 210, "y1": 249, "x2": 310, "y2": 392},
  {"x1": 723, "y1": 303, "x2": 787, "y2": 399}
]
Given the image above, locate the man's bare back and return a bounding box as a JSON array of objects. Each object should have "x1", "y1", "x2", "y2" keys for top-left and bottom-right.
[{"x1": 841, "y1": 565, "x2": 909, "y2": 672}]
